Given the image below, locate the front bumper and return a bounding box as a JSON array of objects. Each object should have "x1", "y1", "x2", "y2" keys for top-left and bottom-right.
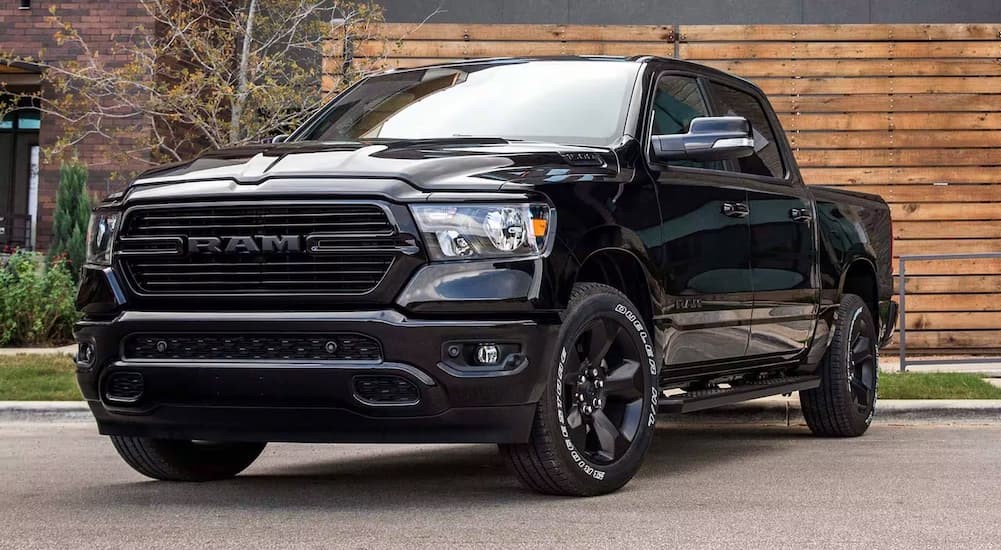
[{"x1": 75, "y1": 309, "x2": 559, "y2": 444}]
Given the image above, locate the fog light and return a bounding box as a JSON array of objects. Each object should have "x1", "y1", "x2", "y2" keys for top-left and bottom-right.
[
  {"x1": 440, "y1": 341, "x2": 525, "y2": 375},
  {"x1": 476, "y1": 344, "x2": 500, "y2": 365},
  {"x1": 77, "y1": 343, "x2": 95, "y2": 365}
]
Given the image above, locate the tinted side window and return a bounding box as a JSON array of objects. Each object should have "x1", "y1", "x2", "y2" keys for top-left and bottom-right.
[
  {"x1": 707, "y1": 82, "x2": 785, "y2": 178},
  {"x1": 651, "y1": 75, "x2": 721, "y2": 170}
]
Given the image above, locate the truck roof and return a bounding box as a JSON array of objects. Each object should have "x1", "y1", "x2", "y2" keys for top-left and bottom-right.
[{"x1": 378, "y1": 55, "x2": 760, "y2": 92}]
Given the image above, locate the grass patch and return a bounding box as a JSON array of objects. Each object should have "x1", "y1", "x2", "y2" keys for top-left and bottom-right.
[
  {"x1": 879, "y1": 372, "x2": 1001, "y2": 400},
  {"x1": 0, "y1": 354, "x2": 80, "y2": 401}
]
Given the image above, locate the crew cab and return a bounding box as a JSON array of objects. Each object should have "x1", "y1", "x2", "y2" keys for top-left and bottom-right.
[{"x1": 76, "y1": 56, "x2": 898, "y2": 496}]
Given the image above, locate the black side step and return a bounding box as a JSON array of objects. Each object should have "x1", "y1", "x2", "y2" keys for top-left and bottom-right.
[{"x1": 658, "y1": 375, "x2": 821, "y2": 414}]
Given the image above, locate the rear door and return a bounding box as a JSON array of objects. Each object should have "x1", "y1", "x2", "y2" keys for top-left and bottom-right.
[
  {"x1": 646, "y1": 72, "x2": 753, "y2": 366},
  {"x1": 704, "y1": 79, "x2": 818, "y2": 358}
]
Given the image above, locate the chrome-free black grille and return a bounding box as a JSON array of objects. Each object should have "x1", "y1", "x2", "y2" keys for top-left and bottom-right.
[
  {"x1": 125, "y1": 204, "x2": 393, "y2": 237},
  {"x1": 118, "y1": 203, "x2": 397, "y2": 295},
  {"x1": 124, "y1": 334, "x2": 382, "y2": 362},
  {"x1": 123, "y1": 256, "x2": 395, "y2": 294}
]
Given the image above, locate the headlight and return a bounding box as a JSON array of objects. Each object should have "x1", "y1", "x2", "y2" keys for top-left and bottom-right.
[
  {"x1": 410, "y1": 203, "x2": 555, "y2": 260},
  {"x1": 86, "y1": 209, "x2": 120, "y2": 266}
]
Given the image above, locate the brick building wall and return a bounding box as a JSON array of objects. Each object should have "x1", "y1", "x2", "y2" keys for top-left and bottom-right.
[{"x1": 0, "y1": 1, "x2": 153, "y2": 249}]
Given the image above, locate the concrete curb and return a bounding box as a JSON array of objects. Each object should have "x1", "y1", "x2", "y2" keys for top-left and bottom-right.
[
  {"x1": 0, "y1": 401, "x2": 92, "y2": 421},
  {"x1": 2, "y1": 399, "x2": 1000, "y2": 424}
]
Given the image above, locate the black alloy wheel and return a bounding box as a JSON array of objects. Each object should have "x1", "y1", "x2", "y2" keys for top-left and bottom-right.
[
  {"x1": 561, "y1": 317, "x2": 646, "y2": 465},
  {"x1": 847, "y1": 312, "x2": 877, "y2": 415}
]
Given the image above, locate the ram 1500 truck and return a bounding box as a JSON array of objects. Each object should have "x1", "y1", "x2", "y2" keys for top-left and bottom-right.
[{"x1": 76, "y1": 56, "x2": 898, "y2": 496}]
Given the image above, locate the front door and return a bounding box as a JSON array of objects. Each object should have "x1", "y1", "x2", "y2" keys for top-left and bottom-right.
[
  {"x1": 0, "y1": 97, "x2": 40, "y2": 249},
  {"x1": 647, "y1": 74, "x2": 753, "y2": 368}
]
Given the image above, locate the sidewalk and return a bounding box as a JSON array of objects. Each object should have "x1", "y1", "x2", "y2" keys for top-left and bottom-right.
[
  {"x1": 0, "y1": 344, "x2": 75, "y2": 356},
  {"x1": 879, "y1": 356, "x2": 1001, "y2": 377}
]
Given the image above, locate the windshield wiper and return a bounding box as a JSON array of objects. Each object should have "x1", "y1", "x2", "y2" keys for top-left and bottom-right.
[
  {"x1": 450, "y1": 134, "x2": 524, "y2": 141},
  {"x1": 371, "y1": 136, "x2": 518, "y2": 148}
]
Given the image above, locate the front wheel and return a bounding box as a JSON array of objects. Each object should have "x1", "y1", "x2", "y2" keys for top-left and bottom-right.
[
  {"x1": 800, "y1": 293, "x2": 878, "y2": 437},
  {"x1": 110, "y1": 436, "x2": 266, "y2": 481},
  {"x1": 501, "y1": 283, "x2": 659, "y2": 496}
]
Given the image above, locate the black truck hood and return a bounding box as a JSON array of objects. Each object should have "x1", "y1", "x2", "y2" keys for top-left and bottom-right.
[{"x1": 126, "y1": 139, "x2": 624, "y2": 199}]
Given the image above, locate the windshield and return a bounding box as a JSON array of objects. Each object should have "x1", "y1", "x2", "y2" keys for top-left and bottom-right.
[{"x1": 297, "y1": 60, "x2": 640, "y2": 146}]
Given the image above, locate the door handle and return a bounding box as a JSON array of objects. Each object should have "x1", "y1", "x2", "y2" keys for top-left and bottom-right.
[
  {"x1": 790, "y1": 208, "x2": 813, "y2": 223},
  {"x1": 721, "y1": 202, "x2": 749, "y2": 218}
]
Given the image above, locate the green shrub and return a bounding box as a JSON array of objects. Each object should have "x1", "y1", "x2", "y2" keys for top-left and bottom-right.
[
  {"x1": 47, "y1": 161, "x2": 91, "y2": 278},
  {"x1": 0, "y1": 251, "x2": 78, "y2": 347}
]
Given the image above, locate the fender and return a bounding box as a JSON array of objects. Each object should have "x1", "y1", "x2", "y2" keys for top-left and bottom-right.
[{"x1": 557, "y1": 223, "x2": 661, "y2": 311}]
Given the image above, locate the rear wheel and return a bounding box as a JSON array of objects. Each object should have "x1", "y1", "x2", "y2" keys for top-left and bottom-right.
[
  {"x1": 501, "y1": 283, "x2": 658, "y2": 496},
  {"x1": 800, "y1": 293, "x2": 878, "y2": 437},
  {"x1": 110, "y1": 436, "x2": 266, "y2": 481}
]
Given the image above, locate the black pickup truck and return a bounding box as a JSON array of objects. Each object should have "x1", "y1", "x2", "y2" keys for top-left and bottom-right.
[{"x1": 76, "y1": 56, "x2": 897, "y2": 496}]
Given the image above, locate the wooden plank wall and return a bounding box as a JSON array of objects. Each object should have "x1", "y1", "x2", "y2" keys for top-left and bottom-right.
[{"x1": 341, "y1": 23, "x2": 1001, "y2": 353}]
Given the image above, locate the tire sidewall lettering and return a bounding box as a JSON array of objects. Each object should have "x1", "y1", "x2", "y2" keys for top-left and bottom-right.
[
  {"x1": 612, "y1": 304, "x2": 659, "y2": 426},
  {"x1": 557, "y1": 344, "x2": 604, "y2": 479},
  {"x1": 555, "y1": 300, "x2": 657, "y2": 479}
]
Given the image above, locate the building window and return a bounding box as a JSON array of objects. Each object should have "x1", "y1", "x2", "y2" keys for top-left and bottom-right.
[
  {"x1": 19, "y1": 0, "x2": 32, "y2": 10},
  {"x1": 0, "y1": 109, "x2": 40, "y2": 130}
]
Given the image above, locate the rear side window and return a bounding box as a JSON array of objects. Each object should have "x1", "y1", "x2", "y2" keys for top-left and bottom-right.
[
  {"x1": 651, "y1": 75, "x2": 721, "y2": 170},
  {"x1": 707, "y1": 82, "x2": 785, "y2": 179}
]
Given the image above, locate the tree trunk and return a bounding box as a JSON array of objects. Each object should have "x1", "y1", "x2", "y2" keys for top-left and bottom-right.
[{"x1": 230, "y1": 0, "x2": 258, "y2": 144}]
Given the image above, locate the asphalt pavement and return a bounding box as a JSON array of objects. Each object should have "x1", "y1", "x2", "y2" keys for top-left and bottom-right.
[{"x1": 3, "y1": 419, "x2": 1000, "y2": 549}]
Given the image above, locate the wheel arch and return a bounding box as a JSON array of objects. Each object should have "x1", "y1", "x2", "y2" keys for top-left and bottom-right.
[
  {"x1": 571, "y1": 247, "x2": 657, "y2": 332},
  {"x1": 839, "y1": 258, "x2": 879, "y2": 326}
]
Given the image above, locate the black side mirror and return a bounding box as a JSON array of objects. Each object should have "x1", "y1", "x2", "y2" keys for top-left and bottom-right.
[{"x1": 651, "y1": 116, "x2": 754, "y2": 162}]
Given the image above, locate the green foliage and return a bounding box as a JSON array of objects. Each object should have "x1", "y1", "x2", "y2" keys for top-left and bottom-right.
[
  {"x1": 0, "y1": 354, "x2": 80, "y2": 401},
  {"x1": 879, "y1": 372, "x2": 1001, "y2": 400},
  {"x1": 0, "y1": 251, "x2": 79, "y2": 347},
  {"x1": 47, "y1": 161, "x2": 91, "y2": 277}
]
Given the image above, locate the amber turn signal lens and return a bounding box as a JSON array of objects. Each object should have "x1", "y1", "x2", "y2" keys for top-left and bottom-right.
[{"x1": 532, "y1": 218, "x2": 548, "y2": 237}]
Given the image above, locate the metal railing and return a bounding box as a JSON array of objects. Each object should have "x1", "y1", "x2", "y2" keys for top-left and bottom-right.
[
  {"x1": 0, "y1": 214, "x2": 33, "y2": 250},
  {"x1": 898, "y1": 252, "x2": 1001, "y2": 372}
]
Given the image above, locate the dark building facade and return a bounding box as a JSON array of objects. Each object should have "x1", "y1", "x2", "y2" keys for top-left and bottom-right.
[{"x1": 0, "y1": 1, "x2": 152, "y2": 250}]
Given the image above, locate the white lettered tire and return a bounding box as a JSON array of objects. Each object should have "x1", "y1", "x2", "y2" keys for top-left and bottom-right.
[{"x1": 501, "y1": 283, "x2": 658, "y2": 496}]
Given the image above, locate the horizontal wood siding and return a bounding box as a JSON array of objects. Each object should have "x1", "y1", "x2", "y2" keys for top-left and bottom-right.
[
  {"x1": 336, "y1": 23, "x2": 1001, "y2": 354},
  {"x1": 680, "y1": 24, "x2": 1001, "y2": 353}
]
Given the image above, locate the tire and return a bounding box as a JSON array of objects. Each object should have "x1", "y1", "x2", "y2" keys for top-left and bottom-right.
[
  {"x1": 800, "y1": 293, "x2": 878, "y2": 437},
  {"x1": 501, "y1": 283, "x2": 659, "y2": 496},
  {"x1": 110, "y1": 436, "x2": 266, "y2": 481}
]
